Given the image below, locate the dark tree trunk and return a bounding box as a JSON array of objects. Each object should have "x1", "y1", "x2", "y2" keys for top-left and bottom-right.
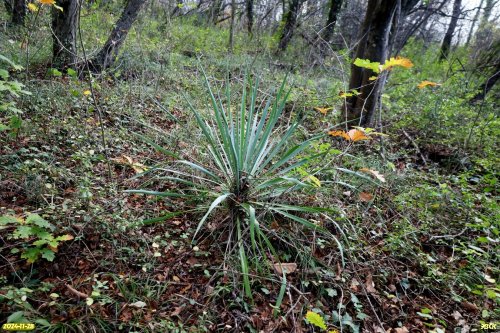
[
  {"x1": 3, "y1": 0, "x2": 12, "y2": 14},
  {"x1": 471, "y1": 40, "x2": 500, "y2": 102},
  {"x1": 52, "y1": 0, "x2": 79, "y2": 69},
  {"x1": 344, "y1": 0, "x2": 400, "y2": 127},
  {"x1": 246, "y1": 0, "x2": 254, "y2": 35},
  {"x1": 11, "y1": 0, "x2": 25, "y2": 25},
  {"x1": 91, "y1": 0, "x2": 146, "y2": 71},
  {"x1": 466, "y1": 0, "x2": 483, "y2": 46},
  {"x1": 171, "y1": 0, "x2": 183, "y2": 17},
  {"x1": 323, "y1": 0, "x2": 342, "y2": 42},
  {"x1": 439, "y1": 0, "x2": 462, "y2": 60},
  {"x1": 277, "y1": 0, "x2": 305, "y2": 53}
]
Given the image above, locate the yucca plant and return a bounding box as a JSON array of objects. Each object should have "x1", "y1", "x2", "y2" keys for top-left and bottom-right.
[{"x1": 128, "y1": 72, "x2": 337, "y2": 303}]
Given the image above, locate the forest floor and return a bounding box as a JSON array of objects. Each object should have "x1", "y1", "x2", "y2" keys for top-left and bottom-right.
[{"x1": 1, "y1": 13, "x2": 499, "y2": 333}]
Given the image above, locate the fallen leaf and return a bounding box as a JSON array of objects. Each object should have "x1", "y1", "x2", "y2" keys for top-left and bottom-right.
[
  {"x1": 359, "y1": 192, "x2": 373, "y2": 202},
  {"x1": 365, "y1": 273, "x2": 377, "y2": 293},
  {"x1": 359, "y1": 168, "x2": 386, "y2": 182},
  {"x1": 129, "y1": 301, "x2": 147, "y2": 308},
  {"x1": 171, "y1": 306, "x2": 183, "y2": 317},
  {"x1": 348, "y1": 129, "x2": 370, "y2": 141},
  {"x1": 273, "y1": 263, "x2": 297, "y2": 275},
  {"x1": 393, "y1": 327, "x2": 409, "y2": 333}
]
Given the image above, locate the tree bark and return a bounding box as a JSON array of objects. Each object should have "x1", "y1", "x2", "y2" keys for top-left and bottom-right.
[
  {"x1": 439, "y1": 0, "x2": 462, "y2": 61},
  {"x1": 246, "y1": 0, "x2": 254, "y2": 35},
  {"x1": 322, "y1": 0, "x2": 342, "y2": 42},
  {"x1": 91, "y1": 0, "x2": 146, "y2": 71},
  {"x1": 52, "y1": 0, "x2": 79, "y2": 69},
  {"x1": 471, "y1": 63, "x2": 500, "y2": 102},
  {"x1": 211, "y1": 0, "x2": 223, "y2": 24},
  {"x1": 344, "y1": 0, "x2": 400, "y2": 127},
  {"x1": 11, "y1": 0, "x2": 25, "y2": 25},
  {"x1": 277, "y1": 0, "x2": 305, "y2": 53}
]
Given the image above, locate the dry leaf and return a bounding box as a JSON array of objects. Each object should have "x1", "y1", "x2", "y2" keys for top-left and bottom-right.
[
  {"x1": 129, "y1": 301, "x2": 147, "y2": 308},
  {"x1": 359, "y1": 168, "x2": 386, "y2": 182},
  {"x1": 328, "y1": 129, "x2": 370, "y2": 142},
  {"x1": 273, "y1": 263, "x2": 297, "y2": 275},
  {"x1": 382, "y1": 57, "x2": 414, "y2": 71},
  {"x1": 359, "y1": 192, "x2": 373, "y2": 202},
  {"x1": 393, "y1": 327, "x2": 409, "y2": 333},
  {"x1": 365, "y1": 273, "x2": 377, "y2": 293}
]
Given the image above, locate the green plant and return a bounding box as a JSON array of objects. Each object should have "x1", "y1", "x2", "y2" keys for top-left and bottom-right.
[
  {"x1": 0, "y1": 54, "x2": 31, "y2": 137},
  {"x1": 0, "y1": 214, "x2": 73, "y2": 263},
  {"x1": 128, "y1": 73, "x2": 337, "y2": 302}
]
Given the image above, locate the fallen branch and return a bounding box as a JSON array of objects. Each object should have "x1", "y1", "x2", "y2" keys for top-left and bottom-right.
[{"x1": 65, "y1": 284, "x2": 88, "y2": 299}]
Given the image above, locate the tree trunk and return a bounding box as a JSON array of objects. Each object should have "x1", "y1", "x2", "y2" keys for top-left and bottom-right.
[
  {"x1": 439, "y1": 0, "x2": 462, "y2": 61},
  {"x1": 229, "y1": 0, "x2": 236, "y2": 52},
  {"x1": 466, "y1": 0, "x2": 484, "y2": 46},
  {"x1": 91, "y1": 0, "x2": 146, "y2": 71},
  {"x1": 344, "y1": 0, "x2": 400, "y2": 127},
  {"x1": 52, "y1": 0, "x2": 79, "y2": 69},
  {"x1": 246, "y1": 0, "x2": 254, "y2": 35},
  {"x1": 11, "y1": 0, "x2": 25, "y2": 25},
  {"x1": 322, "y1": 0, "x2": 342, "y2": 42},
  {"x1": 277, "y1": 0, "x2": 304, "y2": 53}
]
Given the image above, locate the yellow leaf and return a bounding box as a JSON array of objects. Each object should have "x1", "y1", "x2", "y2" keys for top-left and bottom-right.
[
  {"x1": 417, "y1": 80, "x2": 440, "y2": 89},
  {"x1": 347, "y1": 129, "x2": 370, "y2": 142},
  {"x1": 368, "y1": 76, "x2": 378, "y2": 81},
  {"x1": 83, "y1": 90, "x2": 91, "y2": 96},
  {"x1": 39, "y1": 0, "x2": 55, "y2": 4},
  {"x1": 28, "y1": 3, "x2": 39, "y2": 11},
  {"x1": 306, "y1": 311, "x2": 327, "y2": 330},
  {"x1": 359, "y1": 168, "x2": 386, "y2": 182},
  {"x1": 314, "y1": 106, "x2": 332, "y2": 115},
  {"x1": 382, "y1": 56, "x2": 413, "y2": 71},
  {"x1": 306, "y1": 175, "x2": 321, "y2": 187}
]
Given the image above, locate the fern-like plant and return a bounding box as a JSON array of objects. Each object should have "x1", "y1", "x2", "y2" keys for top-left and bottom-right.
[{"x1": 128, "y1": 72, "x2": 336, "y2": 301}]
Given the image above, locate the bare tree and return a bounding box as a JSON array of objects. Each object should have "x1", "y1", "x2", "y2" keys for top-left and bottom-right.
[
  {"x1": 91, "y1": 0, "x2": 147, "y2": 71},
  {"x1": 439, "y1": 0, "x2": 462, "y2": 60},
  {"x1": 52, "y1": 0, "x2": 79, "y2": 69},
  {"x1": 229, "y1": 0, "x2": 236, "y2": 52},
  {"x1": 466, "y1": 0, "x2": 484, "y2": 46}
]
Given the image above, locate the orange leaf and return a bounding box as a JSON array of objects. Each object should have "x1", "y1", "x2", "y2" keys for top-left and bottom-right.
[
  {"x1": 359, "y1": 168, "x2": 386, "y2": 182},
  {"x1": 39, "y1": 0, "x2": 55, "y2": 4},
  {"x1": 347, "y1": 129, "x2": 370, "y2": 141},
  {"x1": 359, "y1": 192, "x2": 373, "y2": 202},
  {"x1": 328, "y1": 130, "x2": 350, "y2": 141},
  {"x1": 417, "y1": 80, "x2": 440, "y2": 89}
]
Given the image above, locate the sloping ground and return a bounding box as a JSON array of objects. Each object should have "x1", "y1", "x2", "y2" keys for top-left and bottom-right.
[{"x1": 1, "y1": 66, "x2": 498, "y2": 333}]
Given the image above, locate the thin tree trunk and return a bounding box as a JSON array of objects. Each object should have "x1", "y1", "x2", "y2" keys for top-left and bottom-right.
[
  {"x1": 171, "y1": 0, "x2": 183, "y2": 16},
  {"x1": 52, "y1": 0, "x2": 79, "y2": 69},
  {"x1": 11, "y1": 0, "x2": 25, "y2": 25},
  {"x1": 246, "y1": 0, "x2": 254, "y2": 35},
  {"x1": 439, "y1": 0, "x2": 462, "y2": 60},
  {"x1": 345, "y1": 0, "x2": 400, "y2": 127},
  {"x1": 481, "y1": 0, "x2": 495, "y2": 23},
  {"x1": 229, "y1": 0, "x2": 236, "y2": 52},
  {"x1": 466, "y1": 0, "x2": 484, "y2": 46},
  {"x1": 91, "y1": 0, "x2": 146, "y2": 71},
  {"x1": 277, "y1": 0, "x2": 304, "y2": 53},
  {"x1": 322, "y1": 0, "x2": 342, "y2": 42}
]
